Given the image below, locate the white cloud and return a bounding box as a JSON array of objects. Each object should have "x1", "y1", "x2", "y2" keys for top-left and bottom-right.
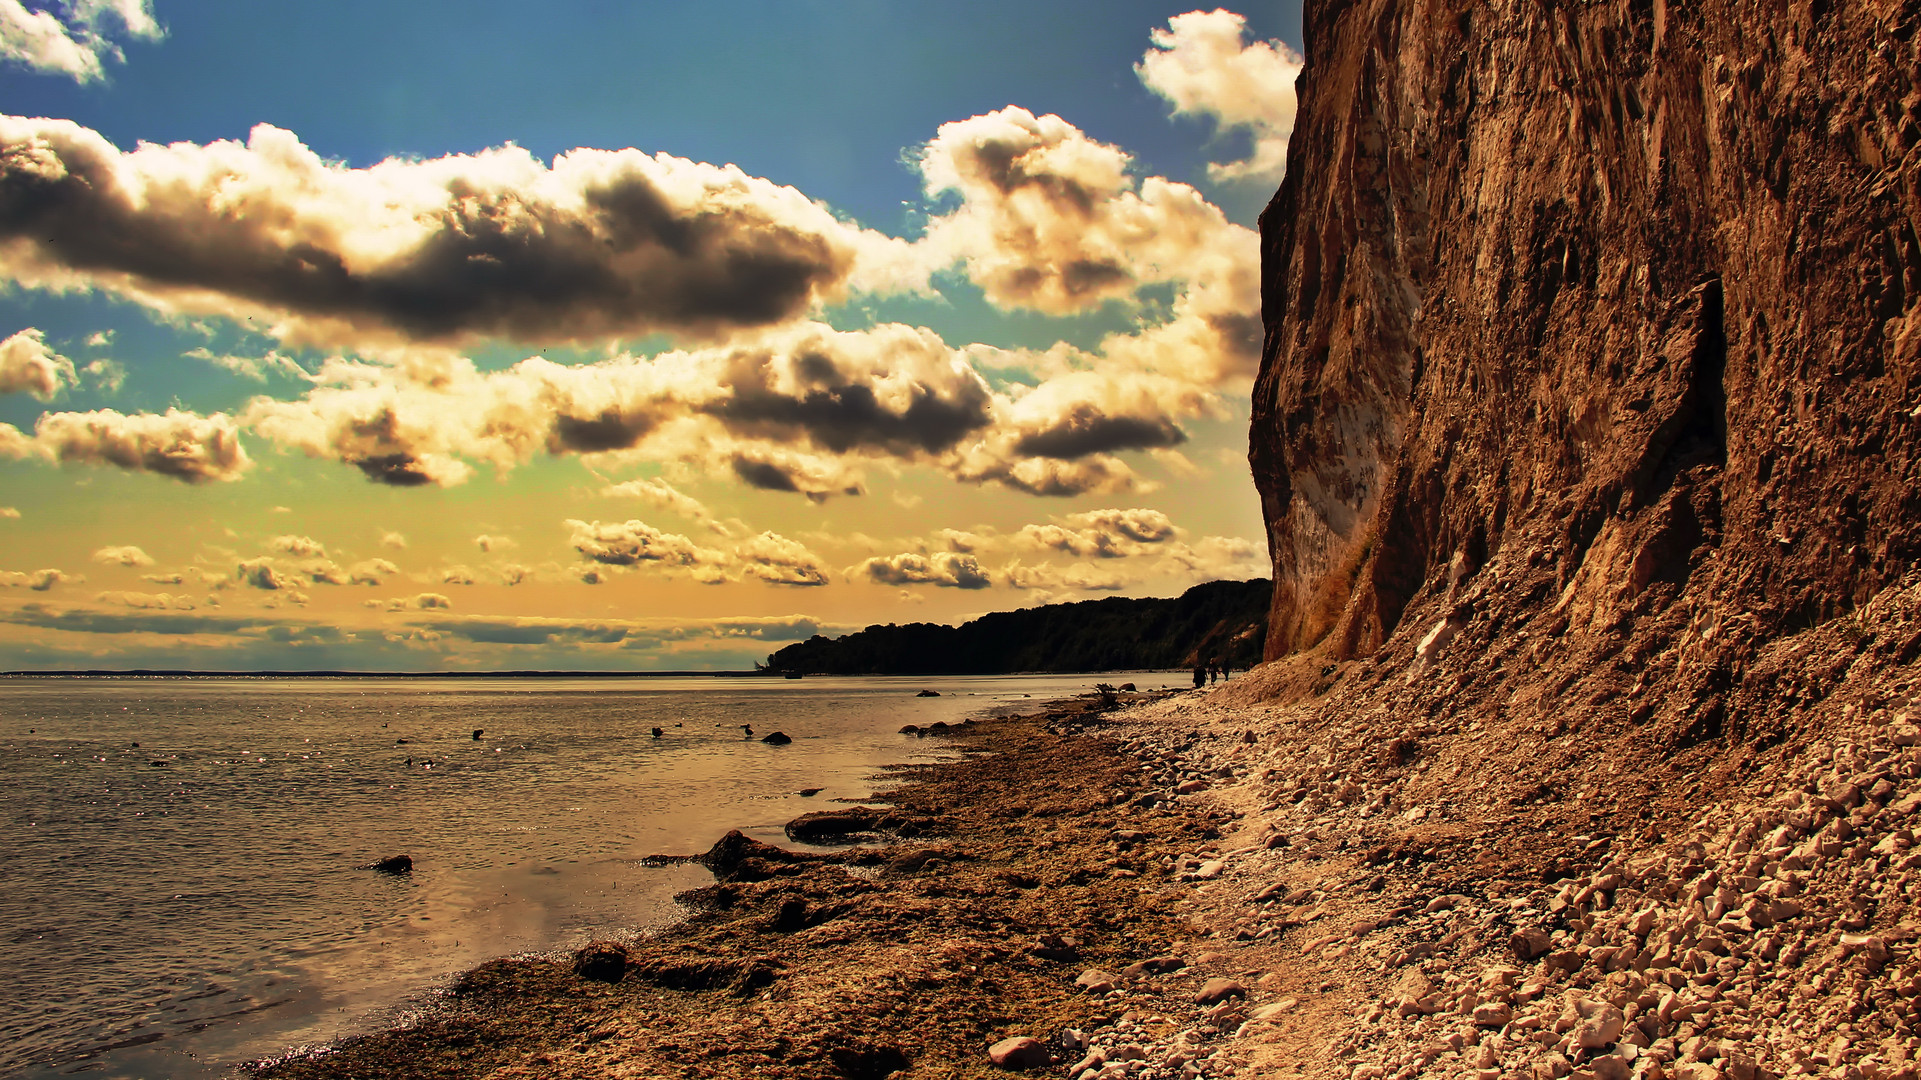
[
  {"x1": 0, "y1": 0, "x2": 161, "y2": 83},
  {"x1": 565, "y1": 518, "x2": 731, "y2": 582},
  {"x1": 0, "y1": 328, "x2": 77, "y2": 400},
  {"x1": 0, "y1": 567, "x2": 76, "y2": 590},
  {"x1": 0, "y1": 506, "x2": 18, "y2": 518},
  {"x1": 733, "y1": 531, "x2": 829, "y2": 587},
  {"x1": 1136, "y1": 9, "x2": 1304, "y2": 186},
  {"x1": 852, "y1": 550, "x2": 991, "y2": 590},
  {"x1": 379, "y1": 531, "x2": 407, "y2": 550},
  {"x1": 0, "y1": 114, "x2": 920, "y2": 349},
  {"x1": 269, "y1": 534, "x2": 326, "y2": 558},
  {"x1": 474, "y1": 533, "x2": 515, "y2": 553},
  {"x1": 15, "y1": 408, "x2": 251, "y2": 483},
  {"x1": 91, "y1": 544, "x2": 154, "y2": 567}
]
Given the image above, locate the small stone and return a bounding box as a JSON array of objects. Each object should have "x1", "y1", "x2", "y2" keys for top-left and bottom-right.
[
  {"x1": 988, "y1": 1036, "x2": 1051, "y2": 1070},
  {"x1": 1195, "y1": 977, "x2": 1247, "y2": 1005}
]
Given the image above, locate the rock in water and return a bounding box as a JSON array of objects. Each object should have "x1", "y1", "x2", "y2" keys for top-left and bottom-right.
[
  {"x1": 572, "y1": 940, "x2": 629, "y2": 983},
  {"x1": 915, "y1": 689, "x2": 940, "y2": 697},
  {"x1": 367, "y1": 855, "x2": 412, "y2": 874},
  {"x1": 987, "y1": 1036, "x2": 1050, "y2": 1070},
  {"x1": 759, "y1": 731, "x2": 792, "y2": 745}
]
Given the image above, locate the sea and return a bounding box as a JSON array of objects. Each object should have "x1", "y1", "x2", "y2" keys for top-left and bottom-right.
[{"x1": 0, "y1": 672, "x2": 1174, "y2": 1080}]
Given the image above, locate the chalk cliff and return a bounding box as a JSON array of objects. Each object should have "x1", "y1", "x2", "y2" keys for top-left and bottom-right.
[{"x1": 1252, "y1": 0, "x2": 1921, "y2": 744}]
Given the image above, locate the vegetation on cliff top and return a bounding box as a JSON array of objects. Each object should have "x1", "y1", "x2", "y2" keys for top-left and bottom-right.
[{"x1": 762, "y1": 579, "x2": 1270, "y2": 675}]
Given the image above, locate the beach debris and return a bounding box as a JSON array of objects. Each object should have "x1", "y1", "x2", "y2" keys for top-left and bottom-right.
[
  {"x1": 797, "y1": 788, "x2": 822, "y2": 797},
  {"x1": 365, "y1": 854, "x2": 412, "y2": 874},
  {"x1": 916, "y1": 689, "x2": 940, "y2": 697},
  {"x1": 571, "y1": 940, "x2": 630, "y2": 983},
  {"x1": 987, "y1": 1036, "x2": 1051, "y2": 1070},
  {"x1": 471, "y1": 729, "x2": 482, "y2": 740},
  {"x1": 760, "y1": 731, "x2": 793, "y2": 745}
]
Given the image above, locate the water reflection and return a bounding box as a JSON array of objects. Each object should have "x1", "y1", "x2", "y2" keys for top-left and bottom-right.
[{"x1": 0, "y1": 672, "x2": 1149, "y2": 1078}]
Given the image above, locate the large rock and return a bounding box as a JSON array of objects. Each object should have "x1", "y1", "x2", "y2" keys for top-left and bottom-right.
[{"x1": 986, "y1": 1036, "x2": 1050, "y2": 1070}]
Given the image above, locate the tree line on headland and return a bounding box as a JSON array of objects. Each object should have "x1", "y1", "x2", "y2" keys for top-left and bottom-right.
[{"x1": 761, "y1": 579, "x2": 1271, "y2": 676}]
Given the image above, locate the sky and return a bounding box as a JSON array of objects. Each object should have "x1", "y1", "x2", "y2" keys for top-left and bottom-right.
[{"x1": 0, "y1": 0, "x2": 1306, "y2": 671}]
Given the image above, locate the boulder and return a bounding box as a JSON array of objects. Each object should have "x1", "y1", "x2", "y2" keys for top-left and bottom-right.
[
  {"x1": 760, "y1": 731, "x2": 793, "y2": 745},
  {"x1": 1195, "y1": 977, "x2": 1247, "y2": 1004},
  {"x1": 987, "y1": 1036, "x2": 1050, "y2": 1070},
  {"x1": 367, "y1": 854, "x2": 412, "y2": 874}
]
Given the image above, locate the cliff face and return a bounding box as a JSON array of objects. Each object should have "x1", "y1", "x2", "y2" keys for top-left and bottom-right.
[{"x1": 1253, "y1": 0, "x2": 1921, "y2": 707}]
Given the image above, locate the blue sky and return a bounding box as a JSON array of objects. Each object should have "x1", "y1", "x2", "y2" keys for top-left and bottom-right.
[{"x1": 0, "y1": 1, "x2": 1304, "y2": 670}]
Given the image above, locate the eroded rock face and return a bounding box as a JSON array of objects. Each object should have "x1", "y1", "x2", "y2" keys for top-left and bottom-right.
[{"x1": 1254, "y1": 0, "x2": 1921, "y2": 672}]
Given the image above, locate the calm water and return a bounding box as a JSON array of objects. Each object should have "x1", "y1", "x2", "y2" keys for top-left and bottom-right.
[{"x1": 0, "y1": 673, "x2": 1167, "y2": 1079}]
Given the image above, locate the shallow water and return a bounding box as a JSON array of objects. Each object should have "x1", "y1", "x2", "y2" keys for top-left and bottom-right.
[{"x1": 0, "y1": 672, "x2": 1169, "y2": 1079}]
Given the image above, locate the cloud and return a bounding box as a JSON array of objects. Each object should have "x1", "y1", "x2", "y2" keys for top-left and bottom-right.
[
  {"x1": 234, "y1": 557, "x2": 292, "y2": 591},
  {"x1": 0, "y1": 328, "x2": 77, "y2": 399},
  {"x1": 347, "y1": 558, "x2": 399, "y2": 585},
  {"x1": 853, "y1": 551, "x2": 991, "y2": 590},
  {"x1": 0, "y1": 0, "x2": 161, "y2": 83},
  {"x1": 269, "y1": 534, "x2": 326, "y2": 557},
  {"x1": 1152, "y1": 534, "x2": 1266, "y2": 580},
  {"x1": 1017, "y1": 507, "x2": 1179, "y2": 558},
  {"x1": 2, "y1": 567, "x2": 78, "y2": 590},
  {"x1": 1003, "y1": 560, "x2": 1128, "y2": 592},
  {"x1": 81, "y1": 357, "x2": 124, "y2": 392},
  {"x1": 1136, "y1": 9, "x2": 1304, "y2": 186},
  {"x1": 441, "y1": 565, "x2": 476, "y2": 585},
  {"x1": 0, "y1": 115, "x2": 920, "y2": 349},
  {"x1": 386, "y1": 592, "x2": 451, "y2": 612},
  {"x1": 187, "y1": 347, "x2": 310, "y2": 382},
  {"x1": 379, "y1": 531, "x2": 407, "y2": 549},
  {"x1": 473, "y1": 534, "x2": 515, "y2": 553},
  {"x1": 916, "y1": 106, "x2": 1253, "y2": 320},
  {"x1": 96, "y1": 589, "x2": 194, "y2": 610},
  {"x1": 15, "y1": 408, "x2": 252, "y2": 483},
  {"x1": 91, "y1": 544, "x2": 155, "y2": 567},
  {"x1": 565, "y1": 518, "x2": 730, "y2": 579},
  {"x1": 602, "y1": 475, "x2": 727, "y2": 532},
  {"x1": 407, "y1": 612, "x2": 838, "y2": 648},
  {"x1": 733, "y1": 531, "x2": 829, "y2": 587},
  {"x1": 0, "y1": 506, "x2": 17, "y2": 518}
]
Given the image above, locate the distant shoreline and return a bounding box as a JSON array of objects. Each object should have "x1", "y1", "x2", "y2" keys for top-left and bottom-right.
[
  {"x1": 0, "y1": 668, "x2": 1187, "y2": 679},
  {"x1": 0, "y1": 668, "x2": 771, "y2": 678}
]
